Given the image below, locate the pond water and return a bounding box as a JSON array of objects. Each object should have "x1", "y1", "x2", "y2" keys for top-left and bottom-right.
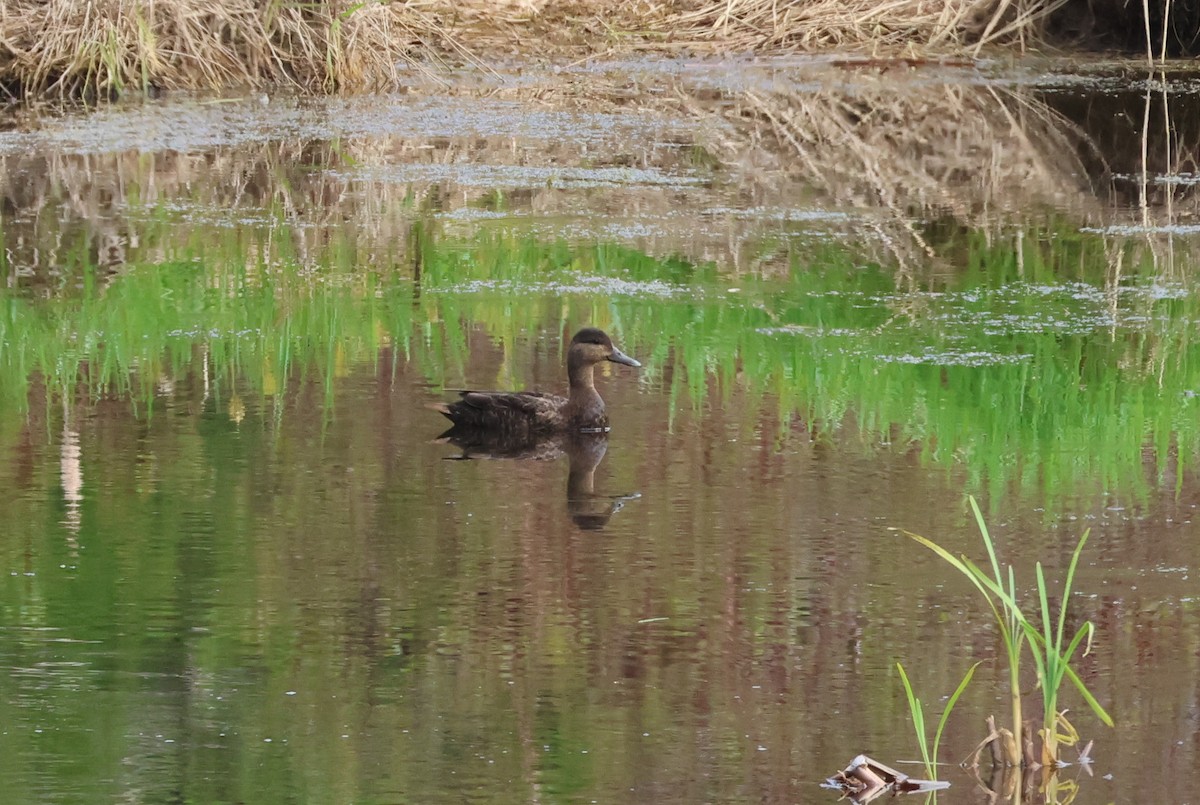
[{"x1": 2, "y1": 57, "x2": 1199, "y2": 803}]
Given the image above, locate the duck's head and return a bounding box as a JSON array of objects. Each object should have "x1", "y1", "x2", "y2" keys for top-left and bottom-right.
[{"x1": 569, "y1": 327, "x2": 641, "y2": 368}]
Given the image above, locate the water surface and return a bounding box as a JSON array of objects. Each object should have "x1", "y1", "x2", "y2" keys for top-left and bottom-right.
[{"x1": 2, "y1": 58, "x2": 1199, "y2": 803}]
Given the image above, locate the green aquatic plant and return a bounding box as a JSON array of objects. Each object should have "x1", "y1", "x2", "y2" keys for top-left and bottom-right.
[
  {"x1": 1026, "y1": 526, "x2": 1113, "y2": 764},
  {"x1": 904, "y1": 497, "x2": 1113, "y2": 768},
  {"x1": 896, "y1": 660, "x2": 980, "y2": 781},
  {"x1": 905, "y1": 499, "x2": 1030, "y2": 762}
]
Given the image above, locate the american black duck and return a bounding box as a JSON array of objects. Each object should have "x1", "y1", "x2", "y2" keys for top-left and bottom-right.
[{"x1": 430, "y1": 327, "x2": 640, "y2": 433}]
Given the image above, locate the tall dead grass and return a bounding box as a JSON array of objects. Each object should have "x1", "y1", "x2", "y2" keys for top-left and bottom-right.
[
  {"x1": 0, "y1": 0, "x2": 431, "y2": 97},
  {"x1": 0, "y1": 0, "x2": 1102, "y2": 100},
  {"x1": 447, "y1": 0, "x2": 1071, "y2": 57},
  {"x1": 661, "y1": 0, "x2": 1066, "y2": 53}
]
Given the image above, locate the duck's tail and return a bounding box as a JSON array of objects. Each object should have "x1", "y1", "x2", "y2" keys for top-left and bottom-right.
[{"x1": 425, "y1": 401, "x2": 455, "y2": 420}]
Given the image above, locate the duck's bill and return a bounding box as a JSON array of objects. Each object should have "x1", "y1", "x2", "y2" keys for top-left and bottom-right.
[{"x1": 608, "y1": 348, "x2": 641, "y2": 368}]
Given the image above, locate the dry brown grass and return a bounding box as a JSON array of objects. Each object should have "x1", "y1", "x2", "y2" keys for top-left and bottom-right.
[
  {"x1": 667, "y1": 0, "x2": 1061, "y2": 53},
  {"x1": 0, "y1": 0, "x2": 430, "y2": 97},
  {"x1": 445, "y1": 0, "x2": 1071, "y2": 57},
  {"x1": 0, "y1": 0, "x2": 1085, "y2": 99}
]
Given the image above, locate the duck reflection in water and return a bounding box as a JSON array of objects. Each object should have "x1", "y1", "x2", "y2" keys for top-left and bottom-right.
[{"x1": 435, "y1": 429, "x2": 640, "y2": 530}]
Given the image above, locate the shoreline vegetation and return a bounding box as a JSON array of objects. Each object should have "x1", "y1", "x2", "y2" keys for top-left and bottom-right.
[{"x1": 0, "y1": 0, "x2": 1190, "y2": 100}]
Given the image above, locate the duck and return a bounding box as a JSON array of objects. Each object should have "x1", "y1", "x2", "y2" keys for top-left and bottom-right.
[{"x1": 429, "y1": 327, "x2": 641, "y2": 434}]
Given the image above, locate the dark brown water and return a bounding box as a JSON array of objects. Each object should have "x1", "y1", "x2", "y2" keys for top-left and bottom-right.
[
  {"x1": 3, "y1": 58, "x2": 1200, "y2": 803},
  {"x1": 6, "y1": 340, "x2": 1197, "y2": 803}
]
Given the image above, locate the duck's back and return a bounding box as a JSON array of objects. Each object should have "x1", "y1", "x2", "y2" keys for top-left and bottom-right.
[{"x1": 431, "y1": 390, "x2": 567, "y2": 432}]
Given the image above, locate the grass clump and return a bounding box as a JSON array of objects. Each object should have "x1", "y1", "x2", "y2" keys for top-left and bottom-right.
[
  {"x1": 667, "y1": 0, "x2": 1065, "y2": 53},
  {"x1": 0, "y1": 0, "x2": 414, "y2": 98},
  {"x1": 1, "y1": 0, "x2": 1190, "y2": 100},
  {"x1": 903, "y1": 497, "x2": 1113, "y2": 770},
  {"x1": 896, "y1": 661, "x2": 980, "y2": 781}
]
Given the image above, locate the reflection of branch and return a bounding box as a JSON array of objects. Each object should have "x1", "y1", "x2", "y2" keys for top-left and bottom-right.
[
  {"x1": 60, "y1": 401, "x2": 82, "y2": 545},
  {"x1": 1160, "y1": 69, "x2": 1176, "y2": 276},
  {"x1": 7, "y1": 64, "x2": 1200, "y2": 290},
  {"x1": 686, "y1": 78, "x2": 1100, "y2": 265}
]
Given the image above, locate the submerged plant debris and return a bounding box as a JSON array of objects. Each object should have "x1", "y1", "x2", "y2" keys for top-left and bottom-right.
[{"x1": 823, "y1": 755, "x2": 949, "y2": 802}]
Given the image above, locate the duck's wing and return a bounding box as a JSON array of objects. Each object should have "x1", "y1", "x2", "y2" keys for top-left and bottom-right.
[
  {"x1": 456, "y1": 390, "x2": 560, "y2": 416},
  {"x1": 427, "y1": 390, "x2": 566, "y2": 429}
]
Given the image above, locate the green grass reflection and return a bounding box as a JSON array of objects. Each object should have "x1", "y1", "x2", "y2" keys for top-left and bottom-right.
[{"x1": 3, "y1": 220, "x2": 1198, "y2": 507}]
